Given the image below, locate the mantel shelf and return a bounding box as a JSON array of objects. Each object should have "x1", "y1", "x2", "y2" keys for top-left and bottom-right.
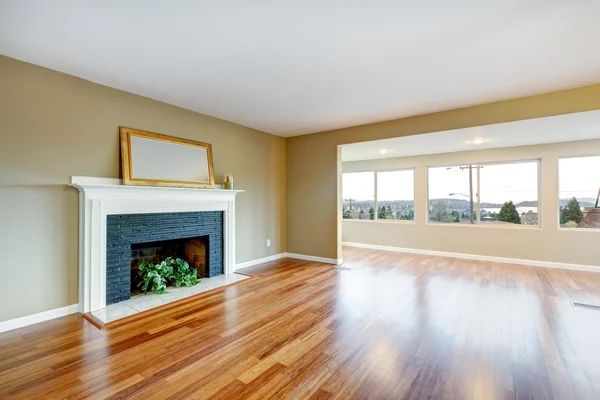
[{"x1": 69, "y1": 176, "x2": 244, "y2": 194}]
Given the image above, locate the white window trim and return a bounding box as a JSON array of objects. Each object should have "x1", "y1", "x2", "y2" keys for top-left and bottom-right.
[
  {"x1": 343, "y1": 219, "x2": 417, "y2": 224},
  {"x1": 557, "y1": 154, "x2": 600, "y2": 232},
  {"x1": 558, "y1": 227, "x2": 600, "y2": 232},
  {"x1": 342, "y1": 168, "x2": 416, "y2": 223},
  {"x1": 427, "y1": 222, "x2": 541, "y2": 230}
]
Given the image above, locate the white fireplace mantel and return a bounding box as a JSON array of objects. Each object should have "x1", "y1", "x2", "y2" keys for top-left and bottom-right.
[{"x1": 69, "y1": 176, "x2": 244, "y2": 313}]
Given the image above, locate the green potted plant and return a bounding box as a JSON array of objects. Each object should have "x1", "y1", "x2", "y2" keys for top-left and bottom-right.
[{"x1": 136, "y1": 257, "x2": 199, "y2": 294}]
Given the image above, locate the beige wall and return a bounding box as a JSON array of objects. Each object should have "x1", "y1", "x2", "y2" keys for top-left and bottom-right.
[
  {"x1": 0, "y1": 56, "x2": 286, "y2": 322},
  {"x1": 287, "y1": 84, "x2": 600, "y2": 260},
  {"x1": 3, "y1": 52, "x2": 600, "y2": 323},
  {"x1": 342, "y1": 140, "x2": 600, "y2": 266}
]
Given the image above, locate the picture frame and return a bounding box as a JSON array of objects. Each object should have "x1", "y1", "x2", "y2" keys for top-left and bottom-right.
[{"x1": 119, "y1": 127, "x2": 215, "y2": 188}]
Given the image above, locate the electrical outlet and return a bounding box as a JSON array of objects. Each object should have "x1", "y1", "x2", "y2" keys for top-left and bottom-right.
[{"x1": 266, "y1": 239, "x2": 271, "y2": 247}]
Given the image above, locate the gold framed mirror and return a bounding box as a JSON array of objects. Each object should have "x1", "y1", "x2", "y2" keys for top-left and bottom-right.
[{"x1": 120, "y1": 127, "x2": 215, "y2": 188}]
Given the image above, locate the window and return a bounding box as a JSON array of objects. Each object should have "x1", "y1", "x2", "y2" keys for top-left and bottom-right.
[
  {"x1": 479, "y1": 161, "x2": 539, "y2": 226},
  {"x1": 428, "y1": 160, "x2": 539, "y2": 226},
  {"x1": 376, "y1": 170, "x2": 414, "y2": 220},
  {"x1": 559, "y1": 156, "x2": 600, "y2": 229},
  {"x1": 342, "y1": 172, "x2": 374, "y2": 219},
  {"x1": 428, "y1": 165, "x2": 479, "y2": 224},
  {"x1": 342, "y1": 170, "x2": 414, "y2": 221}
]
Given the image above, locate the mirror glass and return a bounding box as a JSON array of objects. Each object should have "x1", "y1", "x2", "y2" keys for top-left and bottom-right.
[{"x1": 130, "y1": 136, "x2": 210, "y2": 183}]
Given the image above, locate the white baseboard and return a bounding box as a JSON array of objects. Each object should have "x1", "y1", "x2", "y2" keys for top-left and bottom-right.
[
  {"x1": 235, "y1": 253, "x2": 286, "y2": 270},
  {"x1": 0, "y1": 304, "x2": 79, "y2": 334},
  {"x1": 236, "y1": 252, "x2": 343, "y2": 269},
  {"x1": 285, "y1": 253, "x2": 343, "y2": 265},
  {"x1": 343, "y1": 242, "x2": 599, "y2": 273}
]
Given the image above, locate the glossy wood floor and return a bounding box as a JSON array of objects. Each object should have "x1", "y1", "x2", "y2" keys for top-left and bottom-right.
[{"x1": 2, "y1": 247, "x2": 600, "y2": 399}]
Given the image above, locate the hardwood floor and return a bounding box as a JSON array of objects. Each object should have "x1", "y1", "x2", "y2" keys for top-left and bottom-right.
[{"x1": 2, "y1": 247, "x2": 600, "y2": 399}]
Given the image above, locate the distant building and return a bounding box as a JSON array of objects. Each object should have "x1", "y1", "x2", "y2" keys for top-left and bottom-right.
[
  {"x1": 578, "y1": 208, "x2": 600, "y2": 228},
  {"x1": 521, "y1": 210, "x2": 538, "y2": 225}
]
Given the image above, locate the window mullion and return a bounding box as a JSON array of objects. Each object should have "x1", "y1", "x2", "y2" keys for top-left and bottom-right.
[
  {"x1": 373, "y1": 172, "x2": 378, "y2": 220},
  {"x1": 477, "y1": 164, "x2": 481, "y2": 223}
]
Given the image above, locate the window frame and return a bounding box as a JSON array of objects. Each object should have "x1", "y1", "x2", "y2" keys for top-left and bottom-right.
[
  {"x1": 341, "y1": 171, "x2": 376, "y2": 221},
  {"x1": 557, "y1": 154, "x2": 600, "y2": 232},
  {"x1": 426, "y1": 159, "x2": 542, "y2": 229},
  {"x1": 342, "y1": 168, "x2": 416, "y2": 223}
]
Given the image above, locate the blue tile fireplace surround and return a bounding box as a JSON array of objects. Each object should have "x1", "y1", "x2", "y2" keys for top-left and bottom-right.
[{"x1": 105, "y1": 211, "x2": 224, "y2": 305}]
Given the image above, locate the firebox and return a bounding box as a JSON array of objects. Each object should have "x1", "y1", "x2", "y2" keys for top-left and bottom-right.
[{"x1": 130, "y1": 236, "x2": 209, "y2": 291}]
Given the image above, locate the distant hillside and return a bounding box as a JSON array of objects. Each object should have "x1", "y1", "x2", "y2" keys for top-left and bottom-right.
[
  {"x1": 433, "y1": 199, "x2": 536, "y2": 209},
  {"x1": 345, "y1": 197, "x2": 596, "y2": 209},
  {"x1": 559, "y1": 198, "x2": 595, "y2": 207},
  {"x1": 516, "y1": 200, "x2": 538, "y2": 207}
]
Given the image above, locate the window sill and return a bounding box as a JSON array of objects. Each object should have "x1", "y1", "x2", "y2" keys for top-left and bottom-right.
[
  {"x1": 342, "y1": 219, "x2": 416, "y2": 224},
  {"x1": 426, "y1": 222, "x2": 541, "y2": 230},
  {"x1": 558, "y1": 227, "x2": 600, "y2": 233}
]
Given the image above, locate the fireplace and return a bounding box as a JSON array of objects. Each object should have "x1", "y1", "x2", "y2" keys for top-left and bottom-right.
[
  {"x1": 106, "y1": 211, "x2": 223, "y2": 305},
  {"x1": 70, "y1": 175, "x2": 242, "y2": 313},
  {"x1": 130, "y1": 235, "x2": 210, "y2": 291}
]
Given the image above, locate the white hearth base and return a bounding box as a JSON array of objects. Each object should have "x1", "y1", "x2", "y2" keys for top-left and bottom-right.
[{"x1": 90, "y1": 273, "x2": 250, "y2": 324}]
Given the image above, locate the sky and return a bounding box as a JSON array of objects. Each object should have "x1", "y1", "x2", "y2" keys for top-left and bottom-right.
[
  {"x1": 559, "y1": 156, "x2": 600, "y2": 199},
  {"x1": 343, "y1": 156, "x2": 600, "y2": 204},
  {"x1": 429, "y1": 162, "x2": 538, "y2": 203},
  {"x1": 342, "y1": 170, "x2": 414, "y2": 202}
]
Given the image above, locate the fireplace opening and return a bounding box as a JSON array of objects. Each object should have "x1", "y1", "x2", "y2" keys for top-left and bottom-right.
[{"x1": 130, "y1": 236, "x2": 211, "y2": 293}]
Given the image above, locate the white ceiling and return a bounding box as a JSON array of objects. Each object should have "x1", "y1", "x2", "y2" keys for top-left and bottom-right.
[
  {"x1": 1, "y1": 1, "x2": 600, "y2": 137},
  {"x1": 341, "y1": 110, "x2": 600, "y2": 162}
]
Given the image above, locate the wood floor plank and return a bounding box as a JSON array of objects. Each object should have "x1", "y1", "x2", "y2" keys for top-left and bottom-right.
[{"x1": 1, "y1": 250, "x2": 600, "y2": 399}]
